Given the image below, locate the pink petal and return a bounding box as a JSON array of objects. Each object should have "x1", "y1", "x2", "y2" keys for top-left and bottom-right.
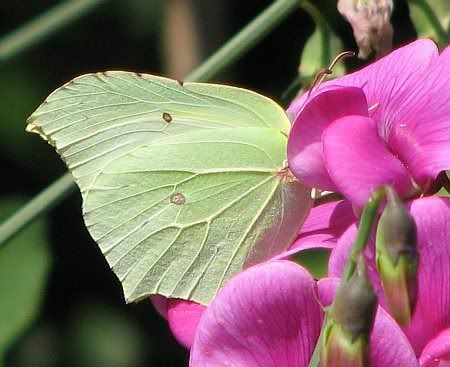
[
  {"x1": 318, "y1": 278, "x2": 418, "y2": 366},
  {"x1": 326, "y1": 39, "x2": 438, "y2": 129},
  {"x1": 386, "y1": 44, "x2": 450, "y2": 189},
  {"x1": 402, "y1": 197, "x2": 450, "y2": 355},
  {"x1": 292, "y1": 200, "x2": 356, "y2": 251},
  {"x1": 370, "y1": 307, "x2": 418, "y2": 366},
  {"x1": 327, "y1": 224, "x2": 357, "y2": 279},
  {"x1": 329, "y1": 196, "x2": 450, "y2": 356},
  {"x1": 291, "y1": 234, "x2": 337, "y2": 253},
  {"x1": 317, "y1": 277, "x2": 340, "y2": 306},
  {"x1": 287, "y1": 40, "x2": 438, "y2": 125},
  {"x1": 286, "y1": 91, "x2": 309, "y2": 121},
  {"x1": 323, "y1": 115, "x2": 415, "y2": 206},
  {"x1": 287, "y1": 86, "x2": 368, "y2": 191},
  {"x1": 167, "y1": 299, "x2": 206, "y2": 349},
  {"x1": 419, "y1": 328, "x2": 450, "y2": 367},
  {"x1": 189, "y1": 261, "x2": 322, "y2": 367},
  {"x1": 271, "y1": 199, "x2": 355, "y2": 261},
  {"x1": 151, "y1": 295, "x2": 168, "y2": 318}
]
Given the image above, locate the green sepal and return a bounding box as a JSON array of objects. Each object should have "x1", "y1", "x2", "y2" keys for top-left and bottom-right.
[
  {"x1": 320, "y1": 321, "x2": 368, "y2": 367},
  {"x1": 376, "y1": 251, "x2": 418, "y2": 326}
]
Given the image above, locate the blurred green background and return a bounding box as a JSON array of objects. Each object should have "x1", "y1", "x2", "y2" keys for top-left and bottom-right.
[{"x1": 0, "y1": 0, "x2": 434, "y2": 365}]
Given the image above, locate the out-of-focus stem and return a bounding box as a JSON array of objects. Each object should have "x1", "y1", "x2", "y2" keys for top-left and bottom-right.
[
  {"x1": 408, "y1": 0, "x2": 449, "y2": 46},
  {"x1": 300, "y1": 1, "x2": 330, "y2": 70},
  {"x1": 187, "y1": 0, "x2": 301, "y2": 82},
  {"x1": 0, "y1": 0, "x2": 109, "y2": 63},
  {"x1": 0, "y1": 174, "x2": 76, "y2": 247}
]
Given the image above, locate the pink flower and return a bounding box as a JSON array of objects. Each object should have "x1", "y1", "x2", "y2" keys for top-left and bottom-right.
[
  {"x1": 329, "y1": 196, "x2": 450, "y2": 365},
  {"x1": 150, "y1": 201, "x2": 349, "y2": 349},
  {"x1": 150, "y1": 296, "x2": 205, "y2": 349},
  {"x1": 290, "y1": 199, "x2": 356, "y2": 252},
  {"x1": 152, "y1": 200, "x2": 358, "y2": 349},
  {"x1": 188, "y1": 260, "x2": 417, "y2": 366},
  {"x1": 152, "y1": 200, "x2": 355, "y2": 348},
  {"x1": 153, "y1": 197, "x2": 450, "y2": 366},
  {"x1": 287, "y1": 40, "x2": 450, "y2": 207}
]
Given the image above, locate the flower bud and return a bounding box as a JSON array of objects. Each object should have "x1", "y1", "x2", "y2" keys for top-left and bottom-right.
[
  {"x1": 321, "y1": 254, "x2": 377, "y2": 367},
  {"x1": 320, "y1": 324, "x2": 368, "y2": 367},
  {"x1": 337, "y1": 0, "x2": 393, "y2": 58},
  {"x1": 376, "y1": 186, "x2": 418, "y2": 326}
]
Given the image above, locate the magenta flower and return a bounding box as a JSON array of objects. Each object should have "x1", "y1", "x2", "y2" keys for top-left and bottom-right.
[
  {"x1": 329, "y1": 196, "x2": 450, "y2": 365},
  {"x1": 289, "y1": 199, "x2": 356, "y2": 252},
  {"x1": 150, "y1": 296, "x2": 205, "y2": 349},
  {"x1": 287, "y1": 40, "x2": 450, "y2": 207},
  {"x1": 151, "y1": 201, "x2": 355, "y2": 348},
  {"x1": 188, "y1": 260, "x2": 417, "y2": 366}
]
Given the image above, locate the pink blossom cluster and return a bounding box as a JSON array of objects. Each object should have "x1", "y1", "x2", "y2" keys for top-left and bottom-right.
[{"x1": 156, "y1": 40, "x2": 450, "y2": 366}]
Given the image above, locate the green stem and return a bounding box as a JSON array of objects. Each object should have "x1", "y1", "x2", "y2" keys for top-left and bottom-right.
[
  {"x1": 409, "y1": 0, "x2": 449, "y2": 45},
  {"x1": 186, "y1": 0, "x2": 301, "y2": 82},
  {"x1": 281, "y1": 1, "x2": 329, "y2": 105},
  {"x1": 308, "y1": 314, "x2": 327, "y2": 367},
  {"x1": 0, "y1": 0, "x2": 109, "y2": 63},
  {"x1": 342, "y1": 188, "x2": 384, "y2": 282},
  {"x1": 300, "y1": 1, "x2": 330, "y2": 69},
  {"x1": 0, "y1": 0, "x2": 302, "y2": 247},
  {"x1": 308, "y1": 189, "x2": 384, "y2": 367},
  {"x1": 0, "y1": 174, "x2": 76, "y2": 246},
  {"x1": 280, "y1": 74, "x2": 303, "y2": 106}
]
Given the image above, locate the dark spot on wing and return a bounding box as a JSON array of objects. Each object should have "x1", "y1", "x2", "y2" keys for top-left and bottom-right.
[
  {"x1": 163, "y1": 112, "x2": 172, "y2": 123},
  {"x1": 170, "y1": 193, "x2": 185, "y2": 205}
]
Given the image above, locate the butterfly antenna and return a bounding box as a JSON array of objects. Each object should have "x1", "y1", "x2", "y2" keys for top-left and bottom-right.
[{"x1": 308, "y1": 51, "x2": 356, "y2": 97}]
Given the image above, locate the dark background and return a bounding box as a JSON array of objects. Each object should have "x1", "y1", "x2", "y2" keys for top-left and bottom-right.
[{"x1": 0, "y1": 1, "x2": 416, "y2": 366}]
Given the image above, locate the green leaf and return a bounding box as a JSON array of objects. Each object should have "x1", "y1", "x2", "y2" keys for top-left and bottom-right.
[
  {"x1": 408, "y1": 0, "x2": 449, "y2": 44},
  {"x1": 299, "y1": 26, "x2": 345, "y2": 82},
  {"x1": 27, "y1": 72, "x2": 311, "y2": 304},
  {"x1": 437, "y1": 187, "x2": 450, "y2": 197},
  {"x1": 291, "y1": 249, "x2": 330, "y2": 279},
  {"x1": 0, "y1": 196, "x2": 51, "y2": 362},
  {"x1": 437, "y1": 171, "x2": 450, "y2": 197}
]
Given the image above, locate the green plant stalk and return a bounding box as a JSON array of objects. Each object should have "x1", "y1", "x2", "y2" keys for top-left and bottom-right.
[
  {"x1": 187, "y1": 0, "x2": 302, "y2": 82},
  {"x1": 308, "y1": 313, "x2": 328, "y2": 367},
  {"x1": 300, "y1": 1, "x2": 330, "y2": 71},
  {"x1": 281, "y1": 1, "x2": 329, "y2": 105},
  {"x1": 342, "y1": 188, "x2": 384, "y2": 282},
  {"x1": 308, "y1": 189, "x2": 384, "y2": 367},
  {"x1": 408, "y1": 0, "x2": 449, "y2": 45},
  {"x1": 0, "y1": 174, "x2": 76, "y2": 246},
  {"x1": 280, "y1": 73, "x2": 303, "y2": 106},
  {"x1": 0, "y1": 0, "x2": 302, "y2": 248},
  {"x1": 0, "y1": 0, "x2": 109, "y2": 63}
]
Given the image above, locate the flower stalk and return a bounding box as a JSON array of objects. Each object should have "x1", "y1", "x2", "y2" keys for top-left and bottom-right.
[
  {"x1": 408, "y1": 0, "x2": 449, "y2": 46},
  {"x1": 309, "y1": 189, "x2": 384, "y2": 367}
]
